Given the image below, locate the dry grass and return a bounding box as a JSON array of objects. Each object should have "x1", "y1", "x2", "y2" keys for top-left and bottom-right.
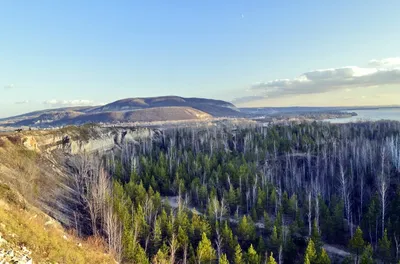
[
  {"x1": 0, "y1": 193, "x2": 114, "y2": 263},
  {"x1": 6, "y1": 134, "x2": 22, "y2": 145},
  {"x1": 0, "y1": 130, "x2": 115, "y2": 263},
  {"x1": 0, "y1": 137, "x2": 40, "y2": 192},
  {"x1": 0, "y1": 138, "x2": 5, "y2": 148},
  {"x1": 0, "y1": 183, "x2": 26, "y2": 209}
]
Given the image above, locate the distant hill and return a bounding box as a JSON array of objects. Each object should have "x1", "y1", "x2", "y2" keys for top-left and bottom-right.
[
  {"x1": 89, "y1": 96, "x2": 240, "y2": 117},
  {"x1": 1, "y1": 96, "x2": 241, "y2": 127}
]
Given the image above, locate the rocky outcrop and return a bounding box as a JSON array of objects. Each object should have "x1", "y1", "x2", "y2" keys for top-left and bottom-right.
[
  {"x1": 0, "y1": 126, "x2": 162, "y2": 229},
  {"x1": 19, "y1": 126, "x2": 161, "y2": 155}
]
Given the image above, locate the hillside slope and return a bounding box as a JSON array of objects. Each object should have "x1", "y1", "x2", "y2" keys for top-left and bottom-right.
[
  {"x1": 0, "y1": 126, "x2": 158, "y2": 263},
  {"x1": 13, "y1": 107, "x2": 211, "y2": 127},
  {"x1": 1, "y1": 96, "x2": 241, "y2": 128},
  {"x1": 0, "y1": 188, "x2": 114, "y2": 263},
  {"x1": 89, "y1": 96, "x2": 240, "y2": 117}
]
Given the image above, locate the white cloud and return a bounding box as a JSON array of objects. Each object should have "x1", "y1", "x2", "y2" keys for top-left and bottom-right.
[
  {"x1": 248, "y1": 58, "x2": 400, "y2": 99},
  {"x1": 232, "y1": 95, "x2": 268, "y2": 104},
  {"x1": 369, "y1": 57, "x2": 400, "y2": 68},
  {"x1": 15, "y1": 100, "x2": 30, "y2": 104},
  {"x1": 43, "y1": 99, "x2": 95, "y2": 106},
  {"x1": 4, "y1": 84, "x2": 14, "y2": 89}
]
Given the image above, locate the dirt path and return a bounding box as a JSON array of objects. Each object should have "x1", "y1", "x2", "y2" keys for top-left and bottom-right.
[{"x1": 323, "y1": 244, "x2": 351, "y2": 257}]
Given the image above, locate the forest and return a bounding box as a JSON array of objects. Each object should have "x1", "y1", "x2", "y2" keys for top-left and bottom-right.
[{"x1": 67, "y1": 121, "x2": 400, "y2": 264}]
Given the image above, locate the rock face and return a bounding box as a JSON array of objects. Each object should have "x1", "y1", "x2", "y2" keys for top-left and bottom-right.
[
  {"x1": 22, "y1": 136, "x2": 38, "y2": 152},
  {"x1": 66, "y1": 127, "x2": 157, "y2": 154},
  {"x1": 18, "y1": 126, "x2": 159, "y2": 155}
]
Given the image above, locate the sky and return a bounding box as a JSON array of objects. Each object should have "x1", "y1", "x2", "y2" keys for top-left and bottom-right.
[{"x1": 1, "y1": 1, "x2": 400, "y2": 118}]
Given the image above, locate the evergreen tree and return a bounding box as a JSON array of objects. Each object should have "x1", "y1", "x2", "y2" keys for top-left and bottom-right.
[
  {"x1": 317, "y1": 249, "x2": 331, "y2": 264},
  {"x1": 197, "y1": 232, "x2": 216, "y2": 264},
  {"x1": 234, "y1": 244, "x2": 243, "y2": 264},
  {"x1": 349, "y1": 226, "x2": 365, "y2": 264},
  {"x1": 270, "y1": 225, "x2": 280, "y2": 255},
  {"x1": 311, "y1": 219, "x2": 322, "y2": 251},
  {"x1": 263, "y1": 211, "x2": 272, "y2": 234},
  {"x1": 304, "y1": 254, "x2": 311, "y2": 264},
  {"x1": 304, "y1": 239, "x2": 317, "y2": 264},
  {"x1": 319, "y1": 198, "x2": 332, "y2": 242},
  {"x1": 332, "y1": 199, "x2": 345, "y2": 243},
  {"x1": 220, "y1": 253, "x2": 229, "y2": 264},
  {"x1": 378, "y1": 229, "x2": 392, "y2": 263},
  {"x1": 246, "y1": 244, "x2": 260, "y2": 264},
  {"x1": 152, "y1": 243, "x2": 169, "y2": 264},
  {"x1": 360, "y1": 244, "x2": 374, "y2": 264},
  {"x1": 151, "y1": 218, "x2": 162, "y2": 254},
  {"x1": 221, "y1": 222, "x2": 236, "y2": 257},
  {"x1": 267, "y1": 253, "x2": 278, "y2": 264},
  {"x1": 274, "y1": 209, "x2": 283, "y2": 238},
  {"x1": 133, "y1": 243, "x2": 149, "y2": 264},
  {"x1": 237, "y1": 215, "x2": 256, "y2": 247},
  {"x1": 256, "y1": 236, "x2": 266, "y2": 256},
  {"x1": 177, "y1": 226, "x2": 189, "y2": 247},
  {"x1": 283, "y1": 231, "x2": 297, "y2": 263},
  {"x1": 366, "y1": 195, "x2": 379, "y2": 246}
]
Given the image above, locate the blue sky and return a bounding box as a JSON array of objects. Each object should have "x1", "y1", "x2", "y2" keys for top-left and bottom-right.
[{"x1": 1, "y1": 1, "x2": 400, "y2": 117}]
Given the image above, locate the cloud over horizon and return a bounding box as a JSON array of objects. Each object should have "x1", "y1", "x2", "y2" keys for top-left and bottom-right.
[
  {"x1": 4, "y1": 84, "x2": 15, "y2": 90},
  {"x1": 231, "y1": 95, "x2": 268, "y2": 104},
  {"x1": 43, "y1": 99, "x2": 95, "y2": 106},
  {"x1": 235, "y1": 57, "x2": 400, "y2": 105},
  {"x1": 14, "y1": 100, "x2": 30, "y2": 104}
]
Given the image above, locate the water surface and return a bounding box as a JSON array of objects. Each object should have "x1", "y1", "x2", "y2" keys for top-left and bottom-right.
[{"x1": 325, "y1": 108, "x2": 400, "y2": 123}]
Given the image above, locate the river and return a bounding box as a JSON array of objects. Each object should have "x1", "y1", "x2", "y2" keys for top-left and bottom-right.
[{"x1": 325, "y1": 108, "x2": 400, "y2": 123}]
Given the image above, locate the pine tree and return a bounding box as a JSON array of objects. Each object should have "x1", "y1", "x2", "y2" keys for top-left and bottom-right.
[
  {"x1": 152, "y1": 243, "x2": 169, "y2": 264},
  {"x1": 304, "y1": 254, "x2": 311, "y2": 264},
  {"x1": 304, "y1": 239, "x2": 317, "y2": 264},
  {"x1": 133, "y1": 243, "x2": 149, "y2": 264},
  {"x1": 197, "y1": 232, "x2": 216, "y2": 264},
  {"x1": 221, "y1": 222, "x2": 235, "y2": 257},
  {"x1": 317, "y1": 249, "x2": 331, "y2": 264},
  {"x1": 267, "y1": 253, "x2": 278, "y2": 264},
  {"x1": 247, "y1": 244, "x2": 260, "y2": 264},
  {"x1": 238, "y1": 215, "x2": 256, "y2": 246},
  {"x1": 263, "y1": 211, "x2": 272, "y2": 234},
  {"x1": 270, "y1": 225, "x2": 280, "y2": 254},
  {"x1": 151, "y1": 217, "x2": 162, "y2": 255},
  {"x1": 311, "y1": 219, "x2": 322, "y2": 251},
  {"x1": 378, "y1": 229, "x2": 392, "y2": 263},
  {"x1": 256, "y1": 236, "x2": 266, "y2": 256},
  {"x1": 274, "y1": 209, "x2": 283, "y2": 238},
  {"x1": 220, "y1": 253, "x2": 229, "y2": 264},
  {"x1": 360, "y1": 244, "x2": 373, "y2": 264},
  {"x1": 234, "y1": 244, "x2": 243, "y2": 264},
  {"x1": 349, "y1": 226, "x2": 365, "y2": 264},
  {"x1": 177, "y1": 226, "x2": 189, "y2": 249}
]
